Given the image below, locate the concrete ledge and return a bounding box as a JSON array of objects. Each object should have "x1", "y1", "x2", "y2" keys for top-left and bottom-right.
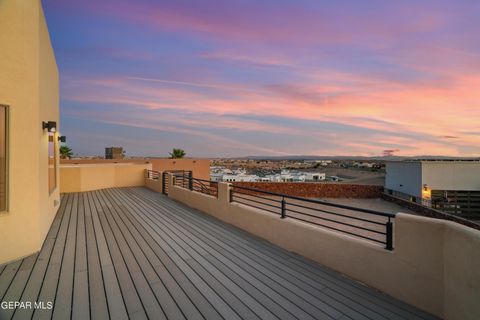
[{"x1": 168, "y1": 175, "x2": 480, "y2": 320}]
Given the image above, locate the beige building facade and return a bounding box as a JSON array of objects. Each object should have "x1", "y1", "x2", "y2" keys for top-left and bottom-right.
[{"x1": 0, "y1": 0, "x2": 60, "y2": 264}]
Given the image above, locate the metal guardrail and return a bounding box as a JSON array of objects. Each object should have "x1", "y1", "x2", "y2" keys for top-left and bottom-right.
[
  {"x1": 173, "y1": 173, "x2": 219, "y2": 198},
  {"x1": 230, "y1": 184, "x2": 395, "y2": 250},
  {"x1": 168, "y1": 174, "x2": 395, "y2": 250},
  {"x1": 146, "y1": 170, "x2": 160, "y2": 180},
  {"x1": 160, "y1": 170, "x2": 191, "y2": 195}
]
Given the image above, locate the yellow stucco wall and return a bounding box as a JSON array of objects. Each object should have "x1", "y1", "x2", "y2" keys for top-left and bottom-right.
[
  {"x1": 0, "y1": 1, "x2": 60, "y2": 264},
  {"x1": 150, "y1": 159, "x2": 211, "y2": 180},
  {"x1": 61, "y1": 158, "x2": 211, "y2": 180},
  {"x1": 60, "y1": 164, "x2": 152, "y2": 193}
]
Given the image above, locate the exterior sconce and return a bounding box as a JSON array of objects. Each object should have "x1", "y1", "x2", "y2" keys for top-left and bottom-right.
[
  {"x1": 422, "y1": 184, "x2": 431, "y2": 199},
  {"x1": 58, "y1": 136, "x2": 66, "y2": 142},
  {"x1": 42, "y1": 121, "x2": 57, "y2": 132}
]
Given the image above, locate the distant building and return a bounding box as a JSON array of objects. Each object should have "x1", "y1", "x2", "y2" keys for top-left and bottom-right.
[
  {"x1": 385, "y1": 160, "x2": 480, "y2": 219},
  {"x1": 353, "y1": 162, "x2": 376, "y2": 168},
  {"x1": 210, "y1": 167, "x2": 326, "y2": 183},
  {"x1": 222, "y1": 174, "x2": 258, "y2": 182},
  {"x1": 105, "y1": 147, "x2": 124, "y2": 159},
  {"x1": 304, "y1": 172, "x2": 326, "y2": 181}
]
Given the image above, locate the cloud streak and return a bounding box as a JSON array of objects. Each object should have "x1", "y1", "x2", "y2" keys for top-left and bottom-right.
[{"x1": 43, "y1": 0, "x2": 480, "y2": 157}]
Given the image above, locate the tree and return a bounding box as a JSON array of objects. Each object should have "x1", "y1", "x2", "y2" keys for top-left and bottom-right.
[
  {"x1": 60, "y1": 145, "x2": 73, "y2": 159},
  {"x1": 169, "y1": 148, "x2": 186, "y2": 159}
]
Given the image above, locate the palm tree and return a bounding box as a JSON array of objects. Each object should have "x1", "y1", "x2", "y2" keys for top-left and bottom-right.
[
  {"x1": 169, "y1": 148, "x2": 186, "y2": 159},
  {"x1": 60, "y1": 145, "x2": 73, "y2": 159}
]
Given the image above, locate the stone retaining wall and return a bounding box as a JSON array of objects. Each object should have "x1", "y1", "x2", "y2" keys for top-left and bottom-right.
[{"x1": 233, "y1": 182, "x2": 383, "y2": 198}]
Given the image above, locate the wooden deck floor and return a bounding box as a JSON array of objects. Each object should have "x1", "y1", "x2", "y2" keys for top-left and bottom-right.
[{"x1": 0, "y1": 187, "x2": 438, "y2": 320}]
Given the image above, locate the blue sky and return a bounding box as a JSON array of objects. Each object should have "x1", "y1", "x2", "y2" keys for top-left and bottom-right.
[{"x1": 43, "y1": 0, "x2": 480, "y2": 157}]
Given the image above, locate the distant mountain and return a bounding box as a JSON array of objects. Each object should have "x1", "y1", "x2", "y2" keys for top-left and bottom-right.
[{"x1": 228, "y1": 155, "x2": 480, "y2": 161}]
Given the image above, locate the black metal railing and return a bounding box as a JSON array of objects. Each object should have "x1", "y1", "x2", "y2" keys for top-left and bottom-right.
[
  {"x1": 173, "y1": 173, "x2": 219, "y2": 198},
  {"x1": 231, "y1": 184, "x2": 395, "y2": 250},
  {"x1": 161, "y1": 170, "x2": 192, "y2": 195},
  {"x1": 146, "y1": 170, "x2": 160, "y2": 180}
]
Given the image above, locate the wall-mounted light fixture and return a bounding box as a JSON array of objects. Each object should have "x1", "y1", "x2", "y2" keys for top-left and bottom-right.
[
  {"x1": 422, "y1": 184, "x2": 431, "y2": 199},
  {"x1": 58, "y1": 136, "x2": 66, "y2": 142},
  {"x1": 42, "y1": 121, "x2": 57, "y2": 133}
]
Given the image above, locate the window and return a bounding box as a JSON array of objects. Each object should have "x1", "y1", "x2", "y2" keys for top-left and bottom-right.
[
  {"x1": 0, "y1": 106, "x2": 7, "y2": 211},
  {"x1": 48, "y1": 132, "x2": 57, "y2": 193}
]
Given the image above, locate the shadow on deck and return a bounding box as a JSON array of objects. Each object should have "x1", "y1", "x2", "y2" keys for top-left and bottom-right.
[{"x1": 0, "y1": 187, "x2": 437, "y2": 320}]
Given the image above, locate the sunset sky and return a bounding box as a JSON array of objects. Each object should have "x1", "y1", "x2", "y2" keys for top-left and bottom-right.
[{"x1": 43, "y1": 0, "x2": 480, "y2": 158}]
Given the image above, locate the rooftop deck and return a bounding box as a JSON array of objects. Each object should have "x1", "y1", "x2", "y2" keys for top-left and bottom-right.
[{"x1": 0, "y1": 187, "x2": 437, "y2": 320}]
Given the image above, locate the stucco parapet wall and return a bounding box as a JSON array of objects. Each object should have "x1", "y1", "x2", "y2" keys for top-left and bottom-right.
[
  {"x1": 60, "y1": 163, "x2": 152, "y2": 193},
  {"x1": 60, "y1": 163, "x2": 145, "y2": 167},
  {"x1": 167, "y1": 175, "x2": 480, "y2": 320}
]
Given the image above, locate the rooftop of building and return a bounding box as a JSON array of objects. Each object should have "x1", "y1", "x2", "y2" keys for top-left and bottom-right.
[{"x1": 0, "y1": 187, "x2": 436, "y2": 320}]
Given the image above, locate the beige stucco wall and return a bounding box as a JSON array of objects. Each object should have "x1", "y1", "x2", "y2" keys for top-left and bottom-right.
[
  {"x1": 61, "y1": 158, "x2": 211, "y2": 180},
  {"x1": 0, "y1": 1, "x2": 60, "y2": 264},
  {"x1": 443, "y1": 223, "x2": 480, "y2": 320},
  {"x1": 150, "y1": 159, "x2": 211, "y2": 180},
  {"x1": 60, "y1": 163, "x2": 152, "y2": 193},
  {"x1": 145, "y1": 174, "x2": 163, "y2": 193},
  {"x1": 169, "y1": 176, "x2": 480, "y2": 320}
]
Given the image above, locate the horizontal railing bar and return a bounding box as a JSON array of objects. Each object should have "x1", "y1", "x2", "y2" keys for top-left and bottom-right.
[
  {"x1": 285, "y1": 201, "x2": 386, "y2": 226},
  {"x1": 175, "y1": 174, "x2": 217, "y2": 184},
  {"x1": 232, "y1": 199, "x2": 281, "y2": 216},
  {"x1": 173, "y1": 174, "x2": 219, "y2": 198},
  {"x1": 192, "y1": 189, "x2": 216, "y2": 196},
  {"x1": 232, "y1": 194, "x2": 282, "y2": 210},
  {"x1": 232, "y1": 190, "x2": 283, "y2": 204},
  {"x1": 193, "y1": 178, "x2": 219, "y2": 184},
  {"x1": 192, "y1": 184, "x2": 214, "y2": 191},
  {"x1": 172, "y1": 177, "x2": 394, "y2": 249},
  {"x1": 285, "y1": 208, "x2": 386, "y2": 235},
  {"x1": 288, "y1": 216, "x2": 386, "y2": 245},
  {"x1": 192, "y1": 184, "x2": 217, "y2": 192},
  {"x1": 231, "y1": 185, "x2": 395, "y2": 218},
  {"x1": 193, "y1": 182, "x2": 218, "y2": 191}
]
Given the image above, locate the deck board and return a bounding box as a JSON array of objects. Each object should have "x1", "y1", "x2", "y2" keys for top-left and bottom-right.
[
  {"x1": 12, "y1": 195, "x2": 68, "y2": 320},
  {"x1": 100, "y1": 190, "x2": 187, "y2": 320},
  {"x1": 87, "y1": 191, "x2": 128, "y2": 320},
  {"x1": 129, "y1": 188, "x2": 404, "y2": 319},
  {"x1": 91, "y1": 190, "x2": 147, "y2": 319},
  {"x1": 83, "y1": 192, "x2": 110, "y2": 320},
  {"x1": 128, "y1": 187, "x2": 428, "y2": 319},
  {"x1": 72, "y1": 193, "x2": 89, "y2": 320},
  {"x1": 0, "y1": 187, "x2": 439, "y2": 320}
]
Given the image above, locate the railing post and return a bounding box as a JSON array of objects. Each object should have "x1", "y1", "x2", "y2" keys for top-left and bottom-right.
[
  {"x1": 162, "y1": 172, "x2": 167, "y2": 195},
  {"x1": 281, "y1": 197, "x2": 286, "y2": 219},
  {"x1": 188, "y1": 173, "x2": 193, "y2": 191},
  {"x1": 385, "y1": 219, "x2": 393, "y2": 251}
]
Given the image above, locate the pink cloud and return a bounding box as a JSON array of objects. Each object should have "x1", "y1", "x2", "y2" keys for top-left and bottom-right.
[{"x1": 62, "y1": 70, "x2": 480, "y2": 157}]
